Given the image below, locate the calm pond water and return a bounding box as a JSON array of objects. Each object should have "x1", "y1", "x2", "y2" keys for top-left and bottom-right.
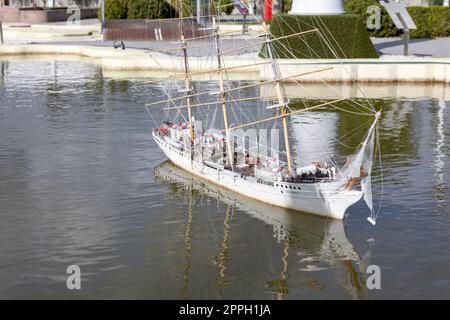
[{"x1": 0, "y1": 59, "x2": 449, "y2": 299}]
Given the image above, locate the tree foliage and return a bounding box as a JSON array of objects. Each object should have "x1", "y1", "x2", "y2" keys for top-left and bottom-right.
[{"x1": 104, "y1": 0, "x2": 178, "y2": 20}]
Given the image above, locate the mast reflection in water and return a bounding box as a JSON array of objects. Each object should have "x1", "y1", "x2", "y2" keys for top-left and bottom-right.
[{"x1": 154, "y1": 161, "x2": 372, "y2": 300}]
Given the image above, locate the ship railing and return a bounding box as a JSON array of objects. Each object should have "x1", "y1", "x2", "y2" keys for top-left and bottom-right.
[
  {"x1": 256, "y1": 178, "x2": 275, "y2": 187},
  {"x1": 282, "y1": 176, "x2": 334, "y2": 184}
]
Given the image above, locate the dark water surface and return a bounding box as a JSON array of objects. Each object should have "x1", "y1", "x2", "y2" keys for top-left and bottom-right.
[{"x1": 0, "y1": 59, "x2": 449, "y2": 299}]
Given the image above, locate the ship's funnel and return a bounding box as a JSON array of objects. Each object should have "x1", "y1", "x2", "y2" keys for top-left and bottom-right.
[{"x1": 289, "y1": 0, "x2": 345, "y2": 15}]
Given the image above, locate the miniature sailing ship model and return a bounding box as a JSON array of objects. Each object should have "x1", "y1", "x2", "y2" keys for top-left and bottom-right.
[{"x1": 148, "y1": 1, "x2": 381, "y2": 221}]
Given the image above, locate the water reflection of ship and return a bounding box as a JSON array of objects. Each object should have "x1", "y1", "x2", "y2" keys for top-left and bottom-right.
[{"x1": 154, "y1": 161, "x2": 373, "y2": 299}]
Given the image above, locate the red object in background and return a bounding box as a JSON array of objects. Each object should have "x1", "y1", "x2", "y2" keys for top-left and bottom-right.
[{"x1": 264, "y1": 0, "x2": 272, "y2": 22}]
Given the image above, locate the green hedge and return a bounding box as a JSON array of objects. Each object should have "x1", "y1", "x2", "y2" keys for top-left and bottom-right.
[
  {"x1": 104, "y1": 0, "x2": 177, "y2": 20},
  {"x1": 344, "y1": 0, "x2": 450, "y2": 38},
  {"x1": 218, "y1": 0, "x2": 233, "y2": 15},
  {"x1": 282, "y1": 0, "x2": 292, "y2": 13},
  {"x1": 127, "y1": 0, "x2": 176, "y2": 19},
  {"x1": 260, "y1": 14, "x2": 378, "y2": 59},
  {"x1": 104, "y1": 0, "x2": 128, "y2": 19},
  {"x1": 407, "y1": 6, "x2": 450, "y2": 38}
]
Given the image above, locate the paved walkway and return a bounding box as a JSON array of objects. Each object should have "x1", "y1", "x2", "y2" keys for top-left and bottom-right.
[
  {"x1": 109, "y1": 37, "x2": 450, "y2": 58},
  {"x1": 39, "y1": 37, "x2": 450, "y2": 58},
  {"x1": 34, "y1": 39, "x2": 263, "y2": 57},
  {"x1": 2, "y1": 19, "x2": 450, "y2": 58},
  {"x1": 372, "y1": 37, "x2": 450, "y2": 58}
]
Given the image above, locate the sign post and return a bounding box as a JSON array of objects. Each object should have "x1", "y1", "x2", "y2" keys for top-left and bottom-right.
[
  {"x1": 197, "y1": 0, "x2": 201, "y2": 23},
  {"x1": 234, "y1": 0, "x2": 250, "y2": 34},
  {"x1": 243, "y1": 13, "x2": 248, "y2": 34},
  {"x1": 101, "y1": 0, "x2": 105, "y2": 41},
  {"x1": 379, "y1": 0, "x2": 416, "y2": 56},
  {"x1": 0, "y1": 20, "x2": 3, "y2": 45},
  {"x1": 398, "y1": 13, "x2": 410, "y2": 56},
  {"x1": 403, "y1": 28, "x2": 409, "y2": 56}
]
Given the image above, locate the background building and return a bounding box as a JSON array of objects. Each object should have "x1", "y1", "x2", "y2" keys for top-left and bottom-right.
[
  {"x1": 0, "y1": 0, "x2": 98, "y2": 23},
  {"x1": 0, "y1": 0, "x2": 97, "y2": 8}
]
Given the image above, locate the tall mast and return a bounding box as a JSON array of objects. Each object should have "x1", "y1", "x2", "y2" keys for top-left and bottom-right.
[
  {"x1": 264, "y1": 25, "x2": 293, "y2": 175},
  {"x1": 211, "y1": 1, "x2": 234, "y2": 167},
  {"x1": 178, "y1": 0, "x2": 195, "y2": 159}
]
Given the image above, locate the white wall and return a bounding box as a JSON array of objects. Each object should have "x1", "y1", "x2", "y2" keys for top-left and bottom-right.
[{"x1": 289, "y1": 0, "x2": 345, "y2": 15}]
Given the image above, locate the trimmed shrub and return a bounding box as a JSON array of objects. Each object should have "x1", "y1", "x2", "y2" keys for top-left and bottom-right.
[
  {"x1": 408, "y1": 6, "x2": 450, "y2": 38},
  {"x1": 104, "y1": 0, "x2": 178, "y2": 20},
  {"x1": 344, "y1": 0, "x2": 450, "y2": 38},
  {"x1": 218, "y1": 0, "x2": 233, "y2": 15},
  {"x1": 105, "y1": 0, "x2": 128, "y2": 20},
  {"x1": 127, "y1": 0, "x2": 177, "y2": 19},
  {"x1": 282, "y1": 0, "x2": 292, "y2": 13},
  {"x1": 344, "y1": 0, "x2": 400, "y2": 37},
  {"x1": 261, "y1": 14, "x2": 378, "y2": 59}
]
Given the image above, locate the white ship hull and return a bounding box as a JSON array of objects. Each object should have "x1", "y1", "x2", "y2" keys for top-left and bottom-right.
[{"x1": 153, "y1": 132, "x2": 363, "y2": 219}]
